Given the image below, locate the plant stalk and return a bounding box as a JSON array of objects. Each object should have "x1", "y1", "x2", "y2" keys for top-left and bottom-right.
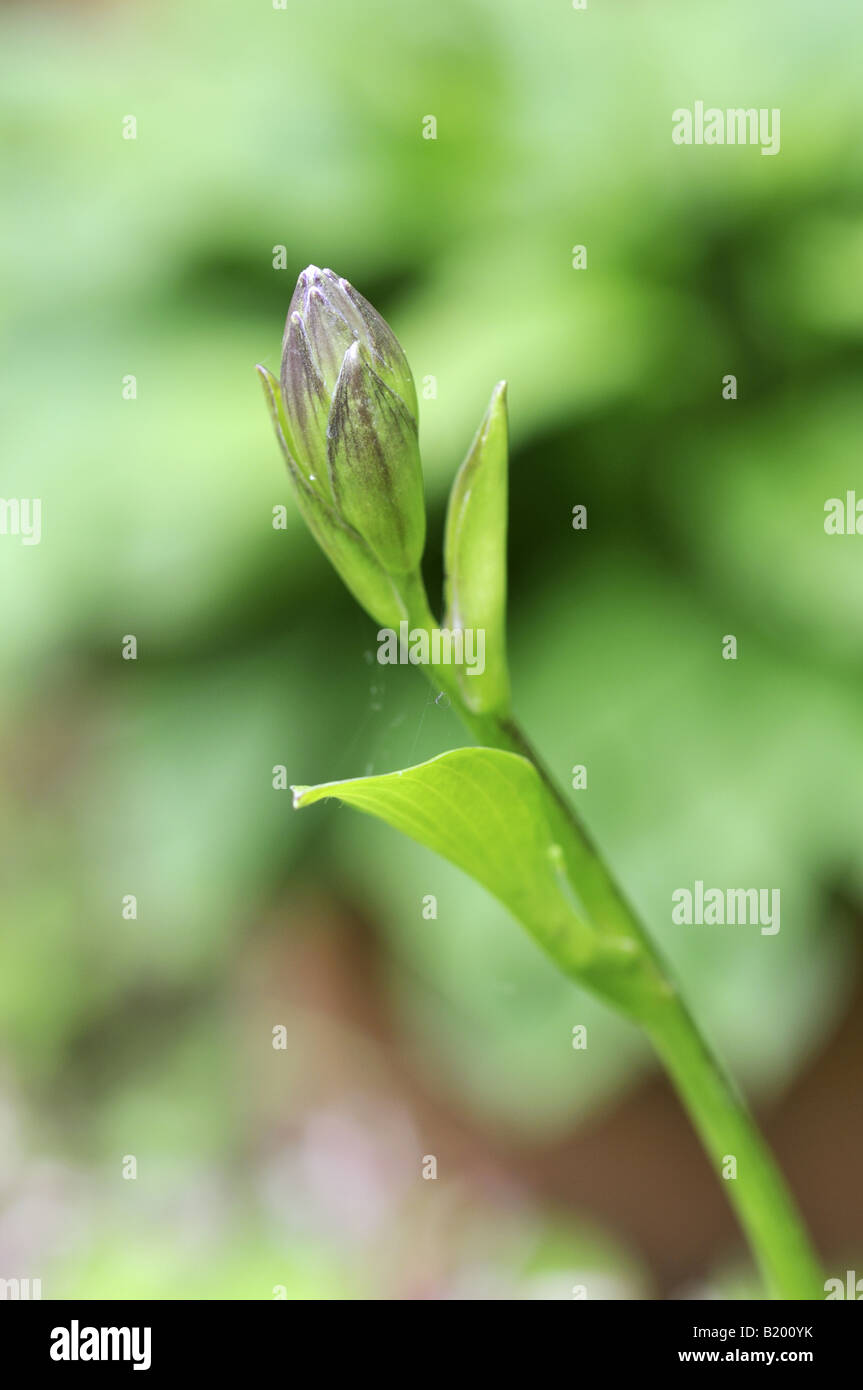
[
  {"x1": 645, "y1": 992, "x2": 823, "y2": 1299},
  {"x1": 398, "y1": 567, "x2": 822, "y2": 1299}
]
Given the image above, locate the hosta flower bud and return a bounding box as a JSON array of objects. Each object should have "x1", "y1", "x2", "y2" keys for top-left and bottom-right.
[
  {"x1": 327, "y1": 341, "x2": 424, "y2": 576},
  {"x1": 256, "y1": 363, "x2": 404, "y2": 631},
  {"x1": 275, "y1": 266, "x2": 425, "y2": 575}
]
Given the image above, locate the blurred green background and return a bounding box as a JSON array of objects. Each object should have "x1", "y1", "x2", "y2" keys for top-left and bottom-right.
[{"x1": 2, "y1": 0, "x2": 862, "y2": 1299}]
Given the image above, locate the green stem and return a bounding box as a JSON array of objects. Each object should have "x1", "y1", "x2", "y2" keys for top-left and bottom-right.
[
  {"x1": 398, "y1": 567, "x2": 822, "y2": 1300},
  {"x1": 645, "y1": 992, "x2": 823, "y2": 1299}
]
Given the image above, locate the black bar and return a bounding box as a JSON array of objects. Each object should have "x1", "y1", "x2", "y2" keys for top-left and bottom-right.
[{"x1": 3, "y1": 1297, "x2": 859, "y2": 1376}]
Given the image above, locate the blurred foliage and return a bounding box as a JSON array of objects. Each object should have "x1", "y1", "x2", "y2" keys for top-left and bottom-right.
[{"x1": 1, "y1": 0, "x2": 862, "y2": 1297}]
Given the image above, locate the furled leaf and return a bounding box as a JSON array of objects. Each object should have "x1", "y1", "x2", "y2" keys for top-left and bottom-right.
[{"x1": 443, "y1": 382, "x2": 511, "y2": 715}]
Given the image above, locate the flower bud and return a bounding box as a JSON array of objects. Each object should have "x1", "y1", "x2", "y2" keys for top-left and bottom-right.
[
  {"x1": 276, "y1": 267, "x2": 424, "y2": 573},
  {"x1": 327, "y1": 341, "x2": 424, "y2": 575},
  {"x1": 256, "y1": 363, "x2": 404, "y2": 630}
]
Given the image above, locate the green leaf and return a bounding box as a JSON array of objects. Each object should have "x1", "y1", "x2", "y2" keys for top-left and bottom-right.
[
  {"x1": 444, "y1": 381, "x2": 511, "y2": 715},
  {"x1": 293, "y1": 747, "x2": 640, "y2": 992}
]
